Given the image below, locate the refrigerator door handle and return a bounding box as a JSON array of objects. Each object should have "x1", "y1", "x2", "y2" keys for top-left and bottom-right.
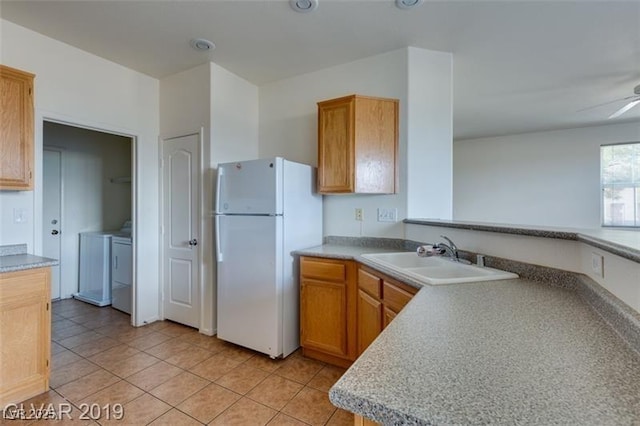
[
  {"x1": 215, "y1": 167, "x2": 224, "y2": 214},
  {"x1": 215, "y1": 215, "x2": 223, "y2": 262}
]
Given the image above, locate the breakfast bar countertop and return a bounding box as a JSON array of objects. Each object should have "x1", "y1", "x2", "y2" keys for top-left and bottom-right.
[{"x1": 329, "y1": 278, "x2": 640, "y2": 425}]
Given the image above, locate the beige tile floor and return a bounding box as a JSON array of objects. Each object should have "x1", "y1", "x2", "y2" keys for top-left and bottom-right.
[{"x1": 5, "y1": 299, "x2": 353, "y2": 425}]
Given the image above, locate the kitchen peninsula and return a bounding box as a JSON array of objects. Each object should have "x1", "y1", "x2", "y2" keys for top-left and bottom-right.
[{"x1": 296, "y1": 226, "x2": 640, "y2": 425}]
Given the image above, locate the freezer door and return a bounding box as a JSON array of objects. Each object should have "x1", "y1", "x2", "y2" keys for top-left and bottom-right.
[
  {"x1": 216, "y1": 215, "x2": 284, "y2": 357},
  {"x1": 216, "y1": 158, "x2": 283, "y2": 215}
]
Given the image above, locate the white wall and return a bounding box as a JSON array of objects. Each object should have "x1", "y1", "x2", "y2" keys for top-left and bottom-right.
[
  {"x1": 453, "y1": 122, "x2": 640, "y2": 228},
  {"x1": 260, "y1": 49, "x2": 408, "y2": 238},
  {"x1": 407, "y1": 48, "x2": 453, "y2": 219},
  {"x1": 160, "y1": 62, "x2": 258, "y2": 334},
  {"x1": 44, "y1": 122, "x2": 131, "y2": 298},
  {"x1": 259, "y1": 47, "x2": 453, "y2": 238},
  {"x1": 405, "y1": 223, "x2": 640, "y2": 314},
  {"x1": 1, "y1": 19, "x2": 160, "y2": 326},
  {"x1": 210, "y1": 63, "x2": 259, "y2": 165}
]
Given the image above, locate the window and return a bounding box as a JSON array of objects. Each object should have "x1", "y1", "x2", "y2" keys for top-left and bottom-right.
[{"x1": 601, "y1": 142, "x2": 640, "y2": 227}]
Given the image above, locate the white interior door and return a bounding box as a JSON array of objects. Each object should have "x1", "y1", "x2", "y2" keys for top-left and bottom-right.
[
  {"x1": 43, "y1": 149, "x2": 62, "y2": 299},
  {"x1": 162, "y1": 134, "x2": 200, "y2": 328}
]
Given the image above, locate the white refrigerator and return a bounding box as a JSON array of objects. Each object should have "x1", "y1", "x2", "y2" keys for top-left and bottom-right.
[{"x1": 215, "y1": 157, "x2": 322, "y2": 358}]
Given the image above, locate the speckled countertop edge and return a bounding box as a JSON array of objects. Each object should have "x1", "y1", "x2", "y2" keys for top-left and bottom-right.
[
  {"x1": 0, "y1": 244, "x2": 59, "y2": 273},
  {"x1": 404, "y1": 219, "x2": 640, "y2": 263}
]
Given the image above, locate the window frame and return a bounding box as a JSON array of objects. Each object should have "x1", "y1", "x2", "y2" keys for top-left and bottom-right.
[{"x1": 600, "y1": 141, "x2": 640, "y2": 228}]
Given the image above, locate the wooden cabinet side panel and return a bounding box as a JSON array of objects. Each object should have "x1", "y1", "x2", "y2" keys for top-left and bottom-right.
[
  {"x1": 354, "y1": 97, "x2": 398, "y2": 194},
  {"x1": 0, "y1": 268, "x2": 50, "y2": 407},
  {"x1": 300, "y1": 279, "x2": 349, "y2": 357},
  {"x1": 318, "y1": 99, "x2": 354, "y2": 193},
  {"x1": 357, "y1": 289, "x2": 383, "y2": 356},
  {"x1": 0, "y1": 65, "x2": 34, "y2": 190}
]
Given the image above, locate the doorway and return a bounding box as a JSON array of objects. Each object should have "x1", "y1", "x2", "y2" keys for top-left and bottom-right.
[{"x1": 42, "y1": 121, "x2": 134, "y2": 317}]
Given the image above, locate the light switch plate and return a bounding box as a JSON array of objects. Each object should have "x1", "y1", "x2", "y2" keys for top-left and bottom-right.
[
  {"x1": 13, "y1": 208, "x2": 28, "y2": 224},
  {"x1": 377, "y1": 208, "x2": 398, "y2": 222}
]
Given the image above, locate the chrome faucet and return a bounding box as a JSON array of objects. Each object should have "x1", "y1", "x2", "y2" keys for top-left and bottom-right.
[
  {"x1": 437, "y1": 235, "x2": 459, "y2": 261},
  {"x1": 416, "y1": 235, "x2": 464, "y2": 262}
]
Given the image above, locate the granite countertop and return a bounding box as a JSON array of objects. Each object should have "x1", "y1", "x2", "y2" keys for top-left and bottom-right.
[
  {"x1": 0, "y1": 244, "x2": 58, "y2": 273},
  {"x1": 330, "y1": 278, "x2": 640, "y2": 425},
  {"x1": 297, "y1": 243, "x2": 640, "y2": 424},
  {"x1": 405, "y1": 219, "x2": 640, "y2": 263}
]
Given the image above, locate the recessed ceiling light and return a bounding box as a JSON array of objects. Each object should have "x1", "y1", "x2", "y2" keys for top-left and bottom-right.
[
  {"x1": 190, "y1": 38, "x2": 215, "y2": 52},
  {"x1": 290, "y1": 0, "x2": 318, "y2": 13},
  {"x1": 395, "y1": 0, "x2": 424, "y2": 9}
]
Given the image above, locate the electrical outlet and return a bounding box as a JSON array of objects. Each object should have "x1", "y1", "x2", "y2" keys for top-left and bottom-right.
[
  {"x1": 377, "y1": 208, "x2": 398, "y2": 222},
  {"x1": 355, "y1": 208, "x2": 364, "y2": 221},
  {"x1": 591, "y1": 253, "x2": 604, "y2": 278}
]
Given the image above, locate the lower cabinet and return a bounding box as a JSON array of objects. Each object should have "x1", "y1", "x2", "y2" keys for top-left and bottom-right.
[
  {"x1": 356, "y1": 265, "x2": 417, "y2": 356},
  {"x1": 0, "y1": 267, "x2": 51, "y2": 407},
  {"x1": 299, "y1": 256, "x2": 418, "y2": 367},
  {"x1": 300, "y1": 256, "x2": 357, "y2": 367}
]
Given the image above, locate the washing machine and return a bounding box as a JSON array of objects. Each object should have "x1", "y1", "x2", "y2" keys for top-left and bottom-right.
[
  {"x1": 75, "y1": 231, "x2": 115, "y2": 306},
  {"x1": 74, "y1": 221, "x2": 132, "y2": 309}
]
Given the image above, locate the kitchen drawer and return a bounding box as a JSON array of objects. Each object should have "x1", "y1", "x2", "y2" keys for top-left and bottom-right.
[
  {"x1": 358, "y1": 268, "x2": 381, "y2": 298},
  {"x1": 383, "y1": 281, "x2": 415, "y2": 312},
  {"x1": 301, "y1": 257, "x2": 347, "y2": 282}
]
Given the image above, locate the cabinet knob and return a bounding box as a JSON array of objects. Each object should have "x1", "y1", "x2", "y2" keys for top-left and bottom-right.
[
  {"x1": 51, "y1": 230, "x2": 59, "y2": 235},
  {"x1": 188, "y1": 239, "x2": 198, "y2": 246}
]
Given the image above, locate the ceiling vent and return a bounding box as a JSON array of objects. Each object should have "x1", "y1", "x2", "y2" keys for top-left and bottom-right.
[
  {"x1": 190, "y1": 38, "x2": 215, "y2": 52},
  {"x1": 290, "y1": 0, "x2": 318, "y2": 13},
  {"x1": 396, "y1": 0, "x2": 424, "y2": 9}
]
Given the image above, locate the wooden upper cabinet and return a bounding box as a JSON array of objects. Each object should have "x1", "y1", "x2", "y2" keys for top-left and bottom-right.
[
  {"x1": 1, "y1": 65, "x2": 35, "y2": 190},
  {"x1": 317, "y1": 95, "x2": 398, "y2": 194}
]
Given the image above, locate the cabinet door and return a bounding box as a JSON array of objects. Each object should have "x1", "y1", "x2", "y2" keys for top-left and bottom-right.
[
  {"x1": 357, "y1": 289, "x2": 383, "y2": 355},
  {"x1": 300, "y1": 279, "x2": 349, "y2": 358},
  {"x1": 354, "y1": 97, "x2": 398, "y2": 194},
  {"x1": 317, "y1": 98, "x2": 354, "y2": 193},
  {"x1": 0, "y1": 65, "x2": 34, "y2": 190},
  {"x1": 0, "y1": 268, "x2": 50, "y2": 407}
]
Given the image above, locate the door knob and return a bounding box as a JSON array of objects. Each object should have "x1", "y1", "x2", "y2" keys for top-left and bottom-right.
[
  {"x1": 51, "y1": 230, "x2": 59, "y2": 235},
  {"x1": 188, "y1": 239, "x2": 198, "y2": 246}
]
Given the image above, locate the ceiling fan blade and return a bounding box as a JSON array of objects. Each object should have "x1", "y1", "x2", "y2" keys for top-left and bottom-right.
[
  {"x1": 577, "y1": 95, "x2": 638, "y2": 112},
  {"x1": 608, "y1": 99, "x2": 640, "y2": 119}
]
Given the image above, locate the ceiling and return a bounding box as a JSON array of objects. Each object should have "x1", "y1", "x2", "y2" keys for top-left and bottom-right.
[{"x1": 1, "y1": 0, "x2": 639, "y2": 140}]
